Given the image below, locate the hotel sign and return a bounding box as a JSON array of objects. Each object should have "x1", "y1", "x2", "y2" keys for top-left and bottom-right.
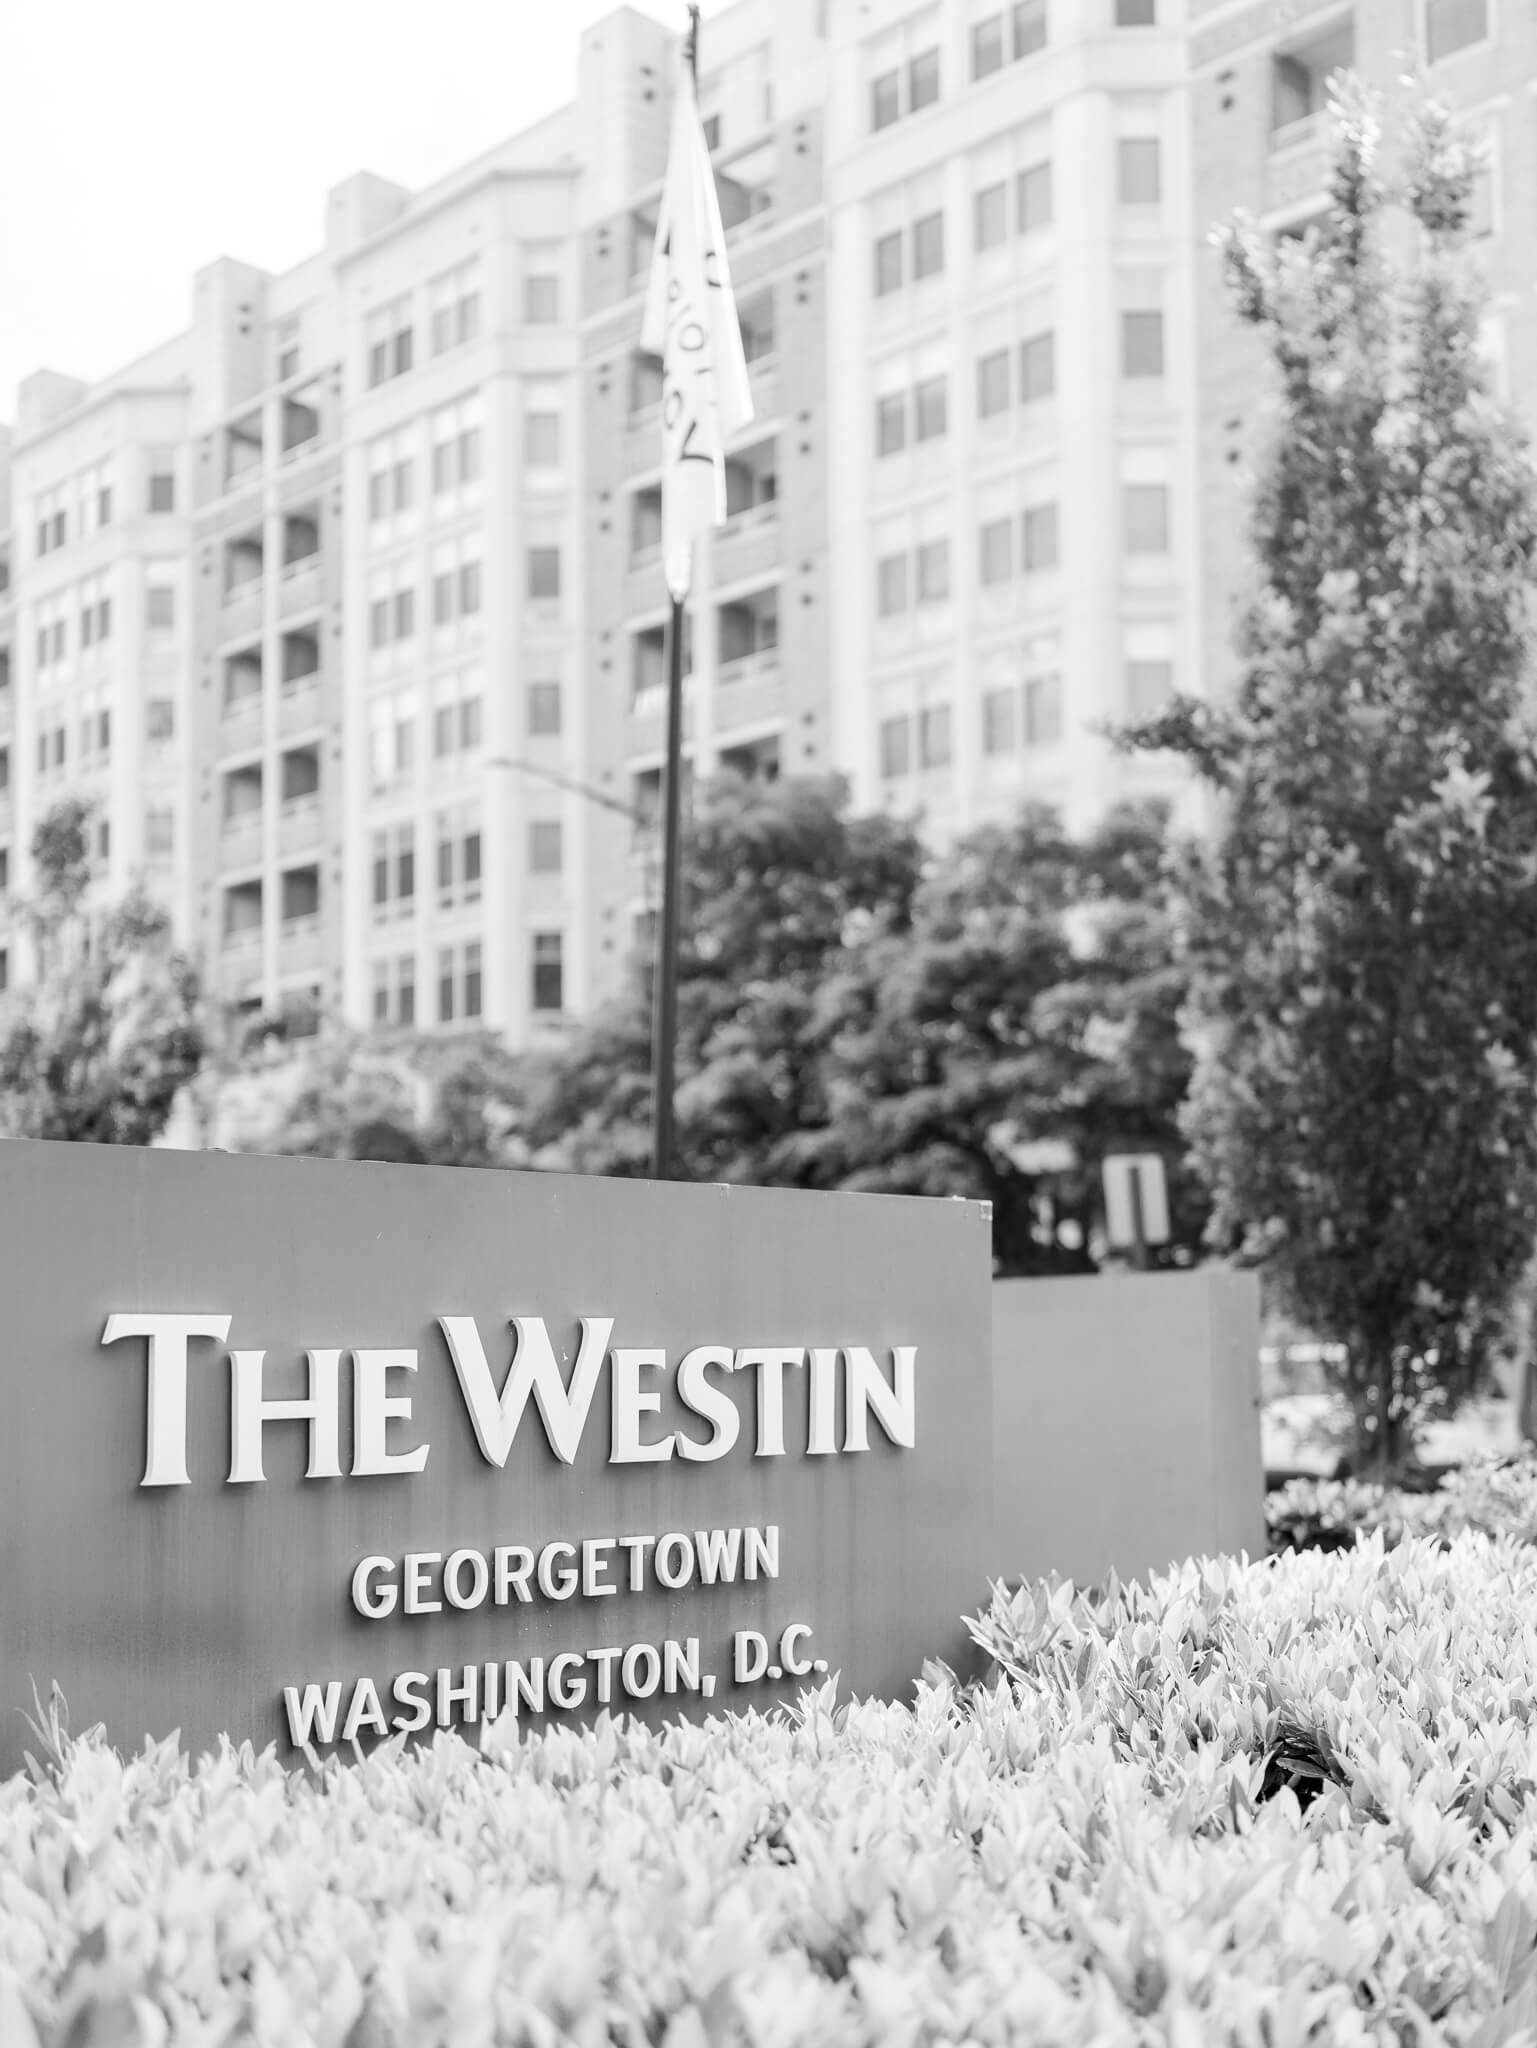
[{"x1": 0, "y1": 1142, "x2": 992, "y2": 1772}]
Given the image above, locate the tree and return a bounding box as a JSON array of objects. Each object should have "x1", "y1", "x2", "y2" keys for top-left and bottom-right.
[
  {"x1": 525, "y1": 773, "x2": 924, "y2": 1180},
  {"x1": 0, "y1": 796, "x2": 204, "y2": 1145},
  {"x1": 528, "y1": 776, "x2": 1201, "y2": 1275},
  {"x1": 1125, "y1": 83, "x2": 1537, "y2": 1476},
  {"x1": 785, "y1": 800, "x2": 1204, "y2": 1273}
]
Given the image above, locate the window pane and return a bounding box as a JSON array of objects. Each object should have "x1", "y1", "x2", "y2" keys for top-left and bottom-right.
[
  {"x1": 1426, "y1": 0, "x2": 1487, "y2": 62},
  {"x1": 977, "y1": 349, "x2": 1010, "y2": 418},
  {"x1": 974, "y1": 183, "x2": 1007, "y2": 252},
  {"x1": 524, "y1": 275, "x2": 559, "y2": 324},
  {"x1": 972, "y1": 14, "x2": 1005, "y2": 77},
  {"x1": 876, "y1": 393, "x2": 906, "y2": 457},
  {"x1": 1126, "y1": 658, "x2": 1171, "y2": 719},
  {"x1": 1020, "y1": 330, "x2": 1055, "y2": 401},
  {"x1": 874, "y1": 230, "x2": 904, "y2": 297},
  {"x1": 528, "y1": 548, "x2": 561, "y2": 599},
  {"x1": 528, "y1": 681, "x2": 562, "y2": 735},
  {"x1": 912, "y1": 210, "x2": 945, "y2": 280},
  {"x1": 871, "y1": 68, "x2": 900, "y2": 130},
  {"x1": 979, "y1": 518, "x2": 1013, "y2": 587},
  {"x1": 1018, "y1": 160, "x2": 1052, "y2": 234},
  {"x1": 1022, "y1": 501, "x2": 1059, "y2": 572},
  {"x1": 1121, "y1": 310, "x2": 1165, "y2": 377},
  {"x1": 983, "y1": 686, "x2": 1018, "y2": 754},
  {"x1": 1012, "y1": 0, "x2": 1047, "y2": 58},
  {"x1": 1125, "y1": 483, "x2": 1170, "y2": 553},
  {"x1": 876, "y1": 553, "x2": 909, "y2": 616},
  {"x1": 919, "y1": 705, "x2": 952, "y2": 769},
  {"x1": 908, "y1": 46, "x2": 940, "y2": 112},
  {"x1": 1118, "y1": 137, "x2": 1162, "y2": 205},
  {"x1": 879, "y1": 715, "x2": 910, "y2": 780},
  {"x1": 914, "y1": 376, "x2": 948, "y2": 442},
  {"x1": 1024, "y1": 673, "x2": 1063, "y2": 745},
  {"x1": 916, "y1": 539, "x2": 950, "y2": 603},
  {"x1": 1115, "y1": 0, "x2": 1156, "y2": 22}
]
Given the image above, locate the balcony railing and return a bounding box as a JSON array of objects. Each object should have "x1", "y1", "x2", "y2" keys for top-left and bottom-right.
[
  {"x1": 279, "y1": 560, "x2": 322, "y2": 617},
  {"x1": 278, "y1": 795, "x2": 322, "y2": 856},
  {"x1": 278, "y1": 918, "x2": 323, "y2": 974},
  {"x1": 716, "y1": 645, "x2": 780, "y2": 688},
  {"x1": 220, "y1": 697, "x2": 263, "y2": 752},
  {"x1": 221, "y1": 581, "x2": 264, "y2": 640},
  {"x1": 221, "y1": 923, "x2": 263, "y2": 958},
  {"x1": 219, "y1": 816, "x2": 263, "y2": 870},
  {"x1": 278, "y1": 678, "x2": 323, "y2": 736}
]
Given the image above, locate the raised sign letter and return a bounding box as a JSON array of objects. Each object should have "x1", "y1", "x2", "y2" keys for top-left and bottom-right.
[
  {"x1": 228, "y1": 1348, "x2": 343, "y2": 1483},
  {"x1": 438, "y1": 1315, "x2": 614, "y2": 1466},
  {"x1": 101, "y1": 1312, "x2": 233, "y2": 1487},
  {"x1": 353, "y1": 1349, "x2": 429, "y2": 1476},
  {"x1": 611, "y1": 1347, "x2": 675, "y2": 1464}
]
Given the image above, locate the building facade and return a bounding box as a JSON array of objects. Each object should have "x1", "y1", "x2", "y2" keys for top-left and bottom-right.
[{"x1": 3, "y1": 0, "x2": 1531, "y2": 1042}]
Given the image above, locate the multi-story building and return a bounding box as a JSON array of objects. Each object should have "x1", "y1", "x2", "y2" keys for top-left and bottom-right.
[
  {"x1": 825, "y1": 0, "x2": 1201, "y2": 841},
  {"x1": 6, "y1": 0, "x2": 1527, "y2": 1048},
  {"x1": 1188, "y1": 0, "x2": 1537, "y2": 703}
]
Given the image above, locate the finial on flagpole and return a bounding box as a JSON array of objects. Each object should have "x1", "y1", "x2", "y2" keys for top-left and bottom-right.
[{"x1": 685, "y1": 3, "x2": 700, "y2": 84}]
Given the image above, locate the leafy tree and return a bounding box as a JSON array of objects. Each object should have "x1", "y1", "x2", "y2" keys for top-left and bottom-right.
[
  {"x1": 785, "y1": 800, "x2": 1203, "y2": 1274},
  {"x1": 528, "y1": 776, "x2": 1201, "y2": 1274},
  {"x1": 1125, "y1": 83, "x2": 1537, "y2": 1475},
  {"x1": 525, "y1": 773, "x2": 924, "y2": 1180},
  {"x1": 0, "y1": 796, "x2": 204, "y2": 1145}
]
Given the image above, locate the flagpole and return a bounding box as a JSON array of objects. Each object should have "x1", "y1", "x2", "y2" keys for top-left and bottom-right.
[{"x1": 649, "y1": 3, "x2": 701, "y2": 1184}]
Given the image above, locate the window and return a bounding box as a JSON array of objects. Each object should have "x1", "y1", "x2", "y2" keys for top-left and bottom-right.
[
  {"x1": 368, "y1": 567, "x2": 417, "y2": 652},
  {"x1": 433, "y1": 669, "x2": 483, "y2": 760},
  {"x1": 1115, "y1": 0, "x2": 1156, "y2": 22},
  {"x1": 914, "y1": 376, "x2": 948, "y2": 443},
  {"x1": 739, "y1": 293, "x2": 776, "y2": 363},
  {"x1": 78, "y1": 574, "x2": 111, "y2": 648},
  {"x1": 435, "y1": 803, "x2": 482, "y2": 910},
  {"x1": 874, "y1": 230, "x2": 904, "y2": 297},
  {"x1": 146, "y1": 698, "x2": 175, "y2": 743},
  {"x1": 979, "y1": 518, "x2": 1013, "y2": 587},
  {"x1": 972, "y1": 0, "x2": 1046, "y2": 76},
  {"x1": 431, "y1": 395, "x2": 484, "y2": 501},
  {"x1": 974, "y1": 181, "x2": 1008, "y2": 252},
  {"x1": 1127, "y1": 657, "x2": 1172, "y2": 719},
  {"x1": 373, "y1": 953, "x2": 418, "y2": 1029},
  {"x1": 876, "y1": 393, "x2": 907, "y2": 458},
  {"x1": 437, "y1": 943, "x2": 484, "y2": 1024},
  {"x1": 982, "y1": 686, "x2": 1017, "y2": 754},
  {"x1": 80, "y1": 461, "x2": 113, "y2": 534},
  {"x1": 1125, "y1": 483, "x2": 1170, "y2": 554},
  {"x1": 145, "y1": 807, "x2": 174, "y2": 857},
  {"x1": 977, "y1": 349, "x2": 1010, "y2": 419},
  {"x1": 529, "y1": 819, "x2": 563, "y2": 874},
  {"x1": 523, "y1": 244, "x2": 561, "y2": 324},
  {"x1": 0, "y1": 751, "x2": 9, "y2": 795},
  {"x1": 527, "y1": 679, "x2": 562, "y2": 736},
  {"x1": 909, "y1": 46, "x2": 940, "y2": 112},
  {"x1": 525, "y1": 406, "x2": 562, "y2": 469},
  {"x1": 368, "y1": 687, "x2": 418, "y2": 792},
  {"x1": 1023, "y1": 670, "x2": 1062, "y2": 745},
  {"x1": 1118, "y1": 138, "x2": 1161, "y2": 206},
  {"x1": 1017, "y1": 160, "x2": 1052, "y2": 235},
  {"x1": 1022, "y1": 501, "x2": 1059, "y2": 572},
  {"x1": 531, "y1": 932, "x2": 564, "y2": 1013},
  {"x1": 147, "y1": 460, "x2": 176, "y2": 514},
  {"x1": 919, "y1": 704, "x2": 952, "y2": 770},
  {"x1": 371, "y1": 823, "x2": 416, "y2": 922},
  {"x1": 880, "y1": 715, "x2": 911, "y2": 780},
  {"x1": 431, "y1": 535, "x2": 484, "y2": 633},
  {"x1": 146, "y1": 577, "x2": 175, "y2": 630},
  {"x1": 367, "y1": 429, "x2": 415, "y2": 525},
  {"x1": 1425, "y1": 0, "x2": 1488, "y2": 63},
  {"x1": 1272, "y1": 23, "x2": 1355, "y2": 138},
  {"x1": 34, "y1": 488, "x2": 66, "y2": 556},
  {"x1": 1121, "y1": 310, "x2": 1165, "y2": 378},
  {"x1": 912, "y1": 210, "x2": 945, "y2": 281},
  {"x1": 877, "y1": 553, "x2": 909, "y2": 616},
  {"x1": 429, "y1": 260, "x2": 481, "y2": 355},
  {"x1": 1020, "y1": 330, "x2": 1055, "y2": 402},
  {"x1": 872, "y1": 68, "x2": 901, "y2": 131},
  {"x1": 366, "y1": 295, "x2": 413, "y2": 387},
  {"x1": 916, "y1": 538, "x2": 950, "y2": 605},
  {"x1": 527, "y1": 547, "x2": 561, "y2": 602}
]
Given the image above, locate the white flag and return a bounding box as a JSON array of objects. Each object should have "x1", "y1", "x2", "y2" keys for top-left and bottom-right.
[{"x1": 640, "y1": 49, "x2": 754, "y2": 602}]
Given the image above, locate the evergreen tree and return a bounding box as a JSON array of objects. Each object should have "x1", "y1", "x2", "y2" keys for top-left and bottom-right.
[{"x1": 1127, "y1": 83, "x2": 1537, "y2": 1474}]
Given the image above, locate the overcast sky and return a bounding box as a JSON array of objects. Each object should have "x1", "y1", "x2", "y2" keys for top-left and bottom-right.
[{"x1": 0, "y1": 0, "x2": 713, "y2": 422}]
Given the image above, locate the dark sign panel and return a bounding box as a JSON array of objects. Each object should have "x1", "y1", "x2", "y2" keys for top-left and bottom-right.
[{"x1": 0, "y1": 1141, "x2": 992, "y2": 1773}]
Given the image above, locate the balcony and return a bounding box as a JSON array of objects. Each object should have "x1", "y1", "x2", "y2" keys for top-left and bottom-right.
[
  {"x1": 626, "y1": 687, "x2": 695, "y2": 762},
  {"x1": 713, "y1": 506, "x2": 781, "y2": 587},
  {"x1": 279, "y1": 681, "x2": 322, "y2": 738},
  {"x1": 278, "y1": 794, "x2": 322, "y2": 858},
  {"x1": 0, "y1": 688, "x2": 11, "y2": 740},
  {"x1": 716, "y1": 649, "x2": 786, "y2": 736},
  {"x1": 222, "y1": 880, "x2": 264, "y2": 955},
  {"x1": 280, "y1": 389, "x2": 322, "y2": 463},
  {"x1": 278, "y1": 916, "x2": 323, "y2": 976},
  {"x1": 219, "y1": 814, "x2": 263, "y2": 871},
  {"x1": 1268, "y1": 21, "x2": 1352, "y2": 207},
  {"x1": 716, "y1": 585, "x2": 779, "y2": 692},
  {"x1": 225, "y1": 411, "x2": 264, "y2": 493},
  {"x1": 280, "y1": 560, "x2": 322, "y2": 619}
]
